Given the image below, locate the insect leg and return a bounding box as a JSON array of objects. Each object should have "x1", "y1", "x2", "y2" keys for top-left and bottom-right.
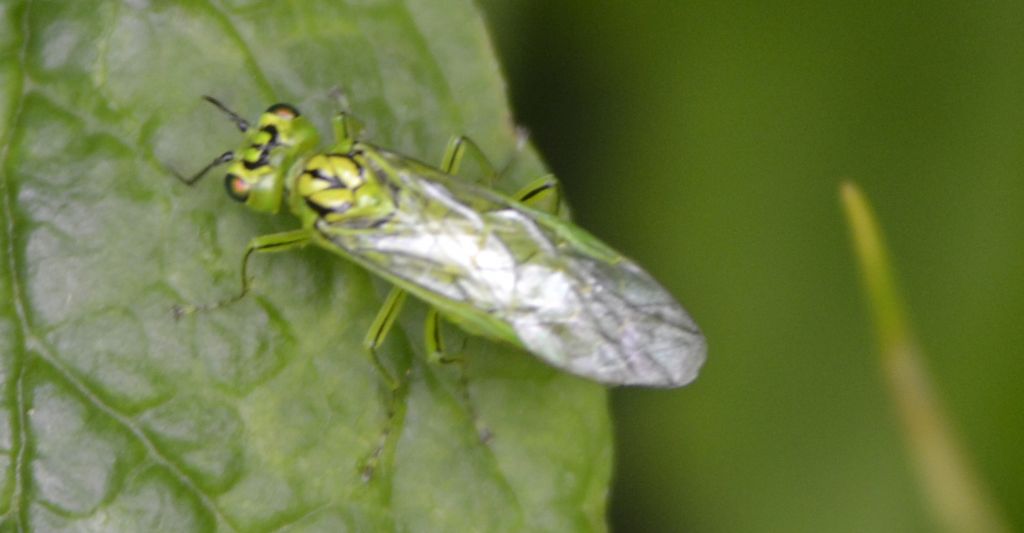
[
  {"x1": 330, "y1": 112, "x2": 365, "y2": 153},
  {"x1": 440, "y1": 135, "x2": 499, "y2": 186},
  {"x1": 424, "y1": 308, "x2": 450, "y2": 364},
  {"x1": 361, "y1": 287, "x2": 407, "y2": 388},
  {"x1": 423, "y1": 307, "x2": 488, "y2": 441},
  {"x1": 513, "y1": 174, "x2": 564, "y2": 218},
  {"x1": 328, "y1": 90, "x2": 365, "y2": 153},
  {"x1": 173, "y1": 229, "x2": 312, "y2": 318},
  {"x1": 440, "y1": 133, "x2": 563, "y2": 213},
  {"x1": 423, "y1": 308, "x2": 469, "y2": 365},
  {"x1": 359, "y1": 286, "x2": 410, "y2": 481}
]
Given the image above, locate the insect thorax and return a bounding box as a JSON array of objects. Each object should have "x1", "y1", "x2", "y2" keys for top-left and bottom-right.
[{"x1": 293, "y1": 152, "x2": 396, "y2": 229}]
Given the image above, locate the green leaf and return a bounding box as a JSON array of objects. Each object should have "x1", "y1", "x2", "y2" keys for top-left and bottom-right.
[{"x1": 0, "y1": 1, "x2": 611, "y2": 531}]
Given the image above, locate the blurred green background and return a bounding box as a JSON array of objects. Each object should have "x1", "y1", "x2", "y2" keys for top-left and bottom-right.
[{"x1": 480, "y1": 2, "x2": 1023, "y2": 532}]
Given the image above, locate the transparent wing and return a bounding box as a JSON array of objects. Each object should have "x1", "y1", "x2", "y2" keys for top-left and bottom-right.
[{"x1": 317, "y1": 148, "x2": 706, "y2": 387}]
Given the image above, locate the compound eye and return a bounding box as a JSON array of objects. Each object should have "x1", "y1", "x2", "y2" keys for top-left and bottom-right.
[
  {"x1": 266, "y1": 103, "x2": 300, "y2": 119},
  {"x1": 224, "y1": 173, "x2": 250, "y2": 202}
]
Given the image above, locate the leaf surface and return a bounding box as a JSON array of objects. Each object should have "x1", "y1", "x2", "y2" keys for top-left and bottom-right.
[{"x1": 0, "y1": 1, "x2": 610, "y2": 531}]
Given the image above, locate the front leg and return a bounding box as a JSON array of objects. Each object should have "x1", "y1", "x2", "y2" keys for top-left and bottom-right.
[{"x1": 174, "y1": 228, "x2": 313, "y2": 317}]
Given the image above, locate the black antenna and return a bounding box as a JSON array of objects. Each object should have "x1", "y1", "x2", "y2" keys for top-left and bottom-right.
[
  {"x1": 174, "y1": 151, "x2": 234, "y2": 186},
  {"x1": 203, "y1": 95, "x2": 249, "y2": 132}
]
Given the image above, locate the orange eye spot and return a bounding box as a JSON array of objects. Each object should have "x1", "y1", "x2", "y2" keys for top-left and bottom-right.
[
  {"x1": 266, "y1": 103, "x2": 300, "y2": 119},
  {"x1": 225, "y1": 174, "x2": 251, "y2": 202}
]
